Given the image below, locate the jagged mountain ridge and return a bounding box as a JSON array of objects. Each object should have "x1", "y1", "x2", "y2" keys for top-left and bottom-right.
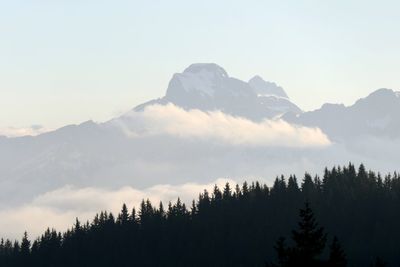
[
  {"x1": 284, "y1": 88, "x2": 400, "y2": 141},
  {"x1": 134, "y1": 63, "x2": 302, "y2": 120},
  {"x1": 132, "y1": 63, "x2": 400, "y2": 141}
]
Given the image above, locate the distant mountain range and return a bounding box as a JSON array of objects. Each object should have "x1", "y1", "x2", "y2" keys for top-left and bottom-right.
[
  {"x1": 284, "y1": 88, "x2": 400, "y2": 141},
  {"x1": 1, "y1": 63, "x2": 400, "y2": 205},
  {"x1": 133, "y1": 63, "x2": 400, "y2": 142}
]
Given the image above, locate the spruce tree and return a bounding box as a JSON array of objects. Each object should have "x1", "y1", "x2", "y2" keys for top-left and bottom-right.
[
  {"x1": 269, "y1": 202, "x2": 329, "y2": 267},
  {"x1": 20, "y1": 231, "x2": 31, "y2": 265},
  {"x1": 328, "y1": 236, "x2": 347, "y2": 267},
  {"x1": 272, "y1": 237, "x2": 289, "y2": 267},
  {"x1": 20, "y1": 232, "x2": 30, "y2": 255},
  {"x1": 291, "y1": 202, "x2": 327, "y2": 265},
  {"x1": 117, "y1": 203, "x2": 129, "y2": 225}
]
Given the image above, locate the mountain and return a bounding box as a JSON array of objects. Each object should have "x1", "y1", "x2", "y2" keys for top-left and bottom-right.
[
  {"x1": 0, "y1": 63, "x2": 307, "y2": 205},
  {"x1": 1, "y1": 63, "x2": 400, "y2": 208},
  {"x1": 134, "y1": 63, "x2": 301, "y2": 120},
  {"x1": 284, "y1": 88, "x2": 400, "y2": 141}
]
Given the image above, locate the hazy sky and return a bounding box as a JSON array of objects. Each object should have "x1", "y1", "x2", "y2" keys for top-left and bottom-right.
[{"x1": 1, "y1": 0, "x2": 400, "y2": 129}]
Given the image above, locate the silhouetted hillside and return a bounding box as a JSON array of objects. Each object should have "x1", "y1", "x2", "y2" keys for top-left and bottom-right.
[{"x1": 1, "y1": 163, "x2": 399, "y2": 266}]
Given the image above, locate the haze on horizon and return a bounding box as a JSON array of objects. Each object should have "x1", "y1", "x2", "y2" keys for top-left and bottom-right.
[{"x1": 1, "y1": 0, "x2": 400, "y2": 130}]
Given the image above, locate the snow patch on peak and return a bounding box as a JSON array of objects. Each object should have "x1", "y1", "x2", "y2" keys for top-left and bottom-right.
[
  {"x1": 166, "y1": 63, "x2": 230, "y2": 97},
  {"x1": 142, "y1": 63, "x2": 302, "y2": 119},
  {"x1": 248, "y1": 75, "x2": 288, "y2": 99}
]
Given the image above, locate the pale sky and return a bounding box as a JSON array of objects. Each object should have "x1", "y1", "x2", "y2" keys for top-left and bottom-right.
[{"x1": 1, "y1": 0, "x2": 400, "y2": 129}]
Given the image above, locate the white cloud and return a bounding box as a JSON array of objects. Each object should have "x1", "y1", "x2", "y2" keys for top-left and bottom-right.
[
  {"x1": 0, "y1": 125, "x2": 52, "y2": 137},
  {"x1": 115, "y1": 104, "x2": 331, "y2": 148},
  {"x1": 0, "y1": 178, "x2": 236, "y2": 240}
]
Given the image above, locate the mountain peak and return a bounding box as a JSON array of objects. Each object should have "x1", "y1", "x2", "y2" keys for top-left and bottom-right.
[
  {"x1": 367, "y1": 88, "x2": 395, "y2": 98},
  {"x1": 183, "y1": 63, "x2": 228, "y2": 78},
  {"x1": 248, "y1": 75, "x2": 289, "y2": 98},
  {"x1": 135, "y1": 63, "x2": 301, "y2": 119},
  {"x1": 165, "y1": 63, "x2": 230, "y2": 99},
  {"x1": 355, "y1": 88, "x2": 398, "y2": 107}
]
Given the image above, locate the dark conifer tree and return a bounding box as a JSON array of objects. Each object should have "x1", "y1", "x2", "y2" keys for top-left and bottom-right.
[
  {"x1": 270, "y1": 237, "x2": 289, "y2": 267},
  {"x1": 268, "y1": 202, "x2": 328, "y2": 267},
  {"x1": 302, "y1": 173, "x2": 316, "y2": 201},
  {"x1": 328, "y1": 236, "x2": 347, "y2": 267},
  {"x1": 291, "y1": 202, "x2": 327, "y2": 265},
  {"x1": 117, "y1": 203, "x2": 129, "y2": 225},
  {"x1": 20, "y1": 232, "x2": 30, "y2": 259},
  {"x1": 223, "y1": 182, "x2": 232, "y2": 199}
]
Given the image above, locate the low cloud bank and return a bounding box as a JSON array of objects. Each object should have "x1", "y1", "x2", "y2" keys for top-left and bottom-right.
[
  {"x1": 115, "y1": 104, "x2": 331, "y2": 148},
  {"x1": 0, "y1": 178, "x2": 236, "y2": 240},
  {"x1": 0, "y1": 125, "x2": 51, "y2": 137}
]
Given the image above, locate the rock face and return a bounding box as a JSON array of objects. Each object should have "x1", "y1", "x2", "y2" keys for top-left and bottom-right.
[{"x1": 134, "y1": 63, "x2": 302, "y2": 120}]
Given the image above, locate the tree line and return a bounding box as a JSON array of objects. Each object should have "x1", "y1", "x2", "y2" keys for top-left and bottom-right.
[{"x1": 0, "y1": 163, "x2": 399, "y2": 266}]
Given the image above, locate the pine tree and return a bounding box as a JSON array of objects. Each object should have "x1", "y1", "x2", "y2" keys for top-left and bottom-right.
[
  {"x1": 213, "y1": 185, "x2": 222, "y2": 202},
  {"x1": 117, "y1": 203, "x2": 129, "y2": 225},
  {"x1": 20, "y1": 231, "x2": 31, "y2": 265},
  {"x1": 292, "y1": 202, "x2": 327, "y2": 263},
  {"x1": 269, "y1": 202, "x2": 329, "y2": 267},
  {"x1": 272, "y1": 237, "x2": 289, "y2": 267},
  {"x1": 20, "y1": 231, "x2": 30, "y2": 254},
  {"x1": 302, "y1": 173, "x2": 315, "y2": 200},
  {"x1": 223, "y1": 183, "x2": 232, "y2": 199},
  {"x1": 328, "y1": 236, "x2": 347, "y2": 267},
  {"x1": 234, "y1": 184, "x2": 241, "y2": 198}
]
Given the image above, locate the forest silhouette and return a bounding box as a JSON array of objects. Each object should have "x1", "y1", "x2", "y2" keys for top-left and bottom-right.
[{"x1": 0, "y1": 163, "x2": 398, "y2": 266}]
